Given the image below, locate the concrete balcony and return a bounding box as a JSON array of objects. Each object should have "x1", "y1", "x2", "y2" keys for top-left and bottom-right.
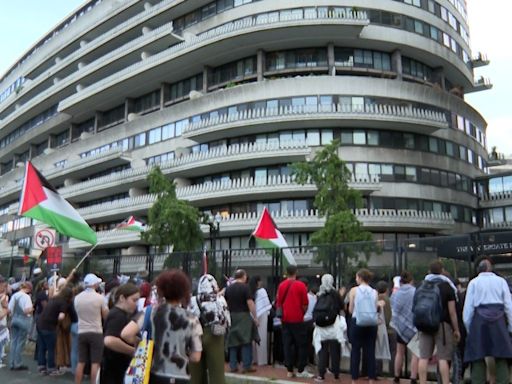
[
  {"x1": 471, "y1": 52, "x2": 490, "y2": 68},
  {"x1": 483, "y1": 222, "x2": 512, "y2": 230},
  {"x1": 354, "y1": 209, "x2": 455, "y2": 232},
  {"x1": 57, "y1": 142, "x2": 311, "y2": 202},
  {"x1": 479, "y1": 191, "x2": 512, "y2": 208},
  {"x1": 182, "y1": 103, "x2": 448, "y2": 142},
  {"x1": 0, "y1": 22, "x2": 178, "y2": 133},
  {"x1": 59, "y1": 8, "x2": 369, "y2": 113},
  {"x1": 44, "y1": 147, "x2": 131, "y2": 185},
  {"x1": 177, "y1": 174, "x2": 381, "y2": 205},
  {"x1": 466, "y1": 76, "x2": 493, "y2": 93},
  {"x1": 68, "y1": 228, "x2": 142, "y2": 250}
]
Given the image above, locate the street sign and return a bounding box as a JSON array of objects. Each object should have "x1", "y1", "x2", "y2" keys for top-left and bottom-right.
[{"x1": 34, "y1": 228, "x2": 56, "y2": 250}]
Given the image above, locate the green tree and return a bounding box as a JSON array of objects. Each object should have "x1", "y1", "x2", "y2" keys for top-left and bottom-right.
[
  {"x1": 143, "y1": 167, "x2": 203, "y2": 267},
  {"x1": 292, "y1": 139, "x2": 374, "y2": 264}
]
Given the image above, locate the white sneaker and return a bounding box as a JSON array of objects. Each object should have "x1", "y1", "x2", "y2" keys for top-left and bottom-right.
[
  {"x1": 286, "y1": 371, "x2": 295, "y2": 378},
  {"x1": 296, "y1": 370, "x2": 314, "y2": 378},
  {"x1": 0, "y1": 363, "x2": 6, "y2": 369}
]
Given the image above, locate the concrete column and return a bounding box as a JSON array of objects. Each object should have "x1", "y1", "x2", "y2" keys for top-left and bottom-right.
[
  {"x1": 174, "y1": 177, "x2": 190, "y2": 188},
  {"x1": 125, "y1": 98, "x2": 134, "y2": 120},
  {"x1": 160, "y1": 83, "x2": 166, "y2": 109},
  {"x1": 203, "y1": 66, "x2": 212, "y2": 93},
  {"x1": 129, "y1": 187, "x2": 145, "y2": 197},
  {"x1": 327, "y1": 43, "x2": 335, "y2": 76},
  {"x1": 432, "y1": 67, "x2": 446, "y2": 90},
  {"x1": 48, "y1": 134, "x2": 55, "y2": 148},
  {"x1": 391, "y1": 50, "x2": 402, "y2": 80},
  {"x1": 257, "y1": 49, "x2": 265, "y2": 81},
  {"x1": 94, "y1": 112, "x2": 101, "y2": 134},
  {"x1": 64, "y1": 178, "x2": 78, "y2": 187}
]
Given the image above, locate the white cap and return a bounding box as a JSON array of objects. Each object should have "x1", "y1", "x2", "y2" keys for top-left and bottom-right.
[
  {"x1": 84, "y1": 273, "x2": 102, "y2": 287},
  {"x1": 33, "y1": 267, "x2": 42, "y2": 275}
]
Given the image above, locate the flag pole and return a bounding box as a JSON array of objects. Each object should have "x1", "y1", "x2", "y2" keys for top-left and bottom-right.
[{"x1": 74, "y1": 226, "x2": 120, "y2": 270}]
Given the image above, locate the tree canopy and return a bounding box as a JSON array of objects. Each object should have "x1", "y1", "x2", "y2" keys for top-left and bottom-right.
[
  {"x1": 292, "y1": 139, "x2": 373, "y2": 248},
  {"x1": 143, "y1": 167, "x2": 203, "y2": 253}
]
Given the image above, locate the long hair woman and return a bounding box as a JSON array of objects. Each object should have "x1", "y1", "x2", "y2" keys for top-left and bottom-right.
[{"x1": 100, "y1": 283, "x2": 140, "y2": 384}]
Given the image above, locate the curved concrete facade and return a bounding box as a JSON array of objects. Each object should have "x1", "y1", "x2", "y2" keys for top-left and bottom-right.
[{"x1": 0, "y1": 0, "x2": 490, "y2": 260}]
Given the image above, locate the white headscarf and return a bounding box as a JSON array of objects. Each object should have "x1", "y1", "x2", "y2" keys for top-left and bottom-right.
[{"x1": 318, "y1": 274, "x2": 335, "y2": 296}]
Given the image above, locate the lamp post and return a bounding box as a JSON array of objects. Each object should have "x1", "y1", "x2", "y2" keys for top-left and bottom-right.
[{"x1": 207, "y1": 212, "x2": 221, "y2": 276}]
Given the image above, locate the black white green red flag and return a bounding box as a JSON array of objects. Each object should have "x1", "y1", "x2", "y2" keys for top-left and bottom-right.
[
  {"x1": 117, "y1": 216, "x2": 147, "y2": 232},
  {"x1": 251, "y1": 207, "x2": 296, "y2": 266},
  {"x1": 19, "y1": 162, "x2": 97, "y2": 245}
]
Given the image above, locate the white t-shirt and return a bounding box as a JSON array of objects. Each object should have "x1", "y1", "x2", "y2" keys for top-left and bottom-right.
[{"x1": 304, "y1": 292, "x2": 317, "y2": 322}]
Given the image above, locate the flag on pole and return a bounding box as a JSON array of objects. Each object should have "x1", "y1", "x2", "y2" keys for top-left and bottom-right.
[
  {"x1": 252, "y1": 207, "x2": 296, "y2": 267},
  {"x1": 117, "y1": 216, "x2": 147, "y2": 232},
  {"x1": 19, "y1": 162, "x2": 97, "y2": 245},
  {"x1": 202, "y1": 246, "x2": 208, "y2": 275}
]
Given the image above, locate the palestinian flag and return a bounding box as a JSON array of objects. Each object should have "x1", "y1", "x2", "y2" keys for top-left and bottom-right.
[
  {"x1": 19, "y1": 162, "x2": 97, "y2": 245},
  {"x1": 252, "y1": 207, "x2": 296, "y2": 266},
  {"x1": 118, "y1": 216, "x2": 147, "y2": 232}
]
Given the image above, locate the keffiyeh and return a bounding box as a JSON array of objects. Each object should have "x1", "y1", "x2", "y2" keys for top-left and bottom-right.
[{"x1": 194, "y1": 274, "x2": 230, "y2": 328}]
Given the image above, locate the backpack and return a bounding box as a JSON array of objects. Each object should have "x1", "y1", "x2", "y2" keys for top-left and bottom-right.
[
  {"x1": 412, "y1": 279, "x2": 443, "y2": 333},
  {"x1": 354, "y1": 286, "x2": 378, "y2": 326},
  {"x1": 313, "y1": 291, "x2": 338, "y2": 327}
]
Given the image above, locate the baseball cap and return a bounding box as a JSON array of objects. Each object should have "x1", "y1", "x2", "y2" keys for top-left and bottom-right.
[{"x1": 84, "y1": 273, "x2": 102, "y2": 287}]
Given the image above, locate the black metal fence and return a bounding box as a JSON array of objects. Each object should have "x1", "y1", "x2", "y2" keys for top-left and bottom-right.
[{"x1": 6, "y1": 230, "x2": 512, "y2": 294}]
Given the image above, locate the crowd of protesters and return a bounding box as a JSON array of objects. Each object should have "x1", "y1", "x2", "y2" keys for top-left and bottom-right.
[{"x1": 0, "y1": 257, "x2": 510, "y2": 383}]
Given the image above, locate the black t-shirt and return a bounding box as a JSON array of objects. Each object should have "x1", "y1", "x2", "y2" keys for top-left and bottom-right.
[
  {"x1": 37, "y1": 297, "x2": 68, "y2": 331},
  {"x1": 102, "y1": 307, "x2": 134, "y2": 384},
  {"x1": 224, "y1": 282, "x2": 251, "y2": 313},
  {"x1": 438, "y1": 281, "x2": 456, "y2": 324},
  {"x1": 34, "y1": 291, "x2": 48, "y2": 315}
]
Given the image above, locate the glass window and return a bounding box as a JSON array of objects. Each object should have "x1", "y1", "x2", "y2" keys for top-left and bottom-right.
[
  {"x1": 148, "y1": 127, "x2": 162, "y2": 144},
  {"x1": 353, "y1": 130, "x2": 366, "y2": 145},
  {"x1": 341, "y1": 131, "x2": 353, "y2": 144},
  {"x1": 367, "y1": 131, "x2": 379, "y2": 146},
  {"x1": 380, "y1": 164, "x2": 393, "y2": 181},
  {"x1": 307, "y1": 130, "x2": 320, "y2": 146},
  {"x1": 292, "y1": 130, "x2": 306, "y2": 143},
  {"x1": 369, "y1": 164, "x2": 381, "y2": 175},
  {"x1": 406, "y1": 166, "x2": 417, "y2": 181},
  {"x1": 446, "y1": 141, "x2": 454, "y2": 156},
  {"x1": 429, "y1": 137, "x2": 439, "y2": 153},
  {"x1": 133, "y1": 133, "x2": 146, "y2": 148},
  {"x1": 355, "y1": 163, "x2": 368, "y2": 177},
  {"x1": 255, "y1": 168, "x2": 267, "y2": 185},
  {"x1": 404, "y1": 133, "x2": 415, "y2": 149},
  {"x1": 321, "y1": 130, "x2": 333, "y2": 144},
  {"x1": 162, "y1": 123, "x2": 175, "y2": 140}
]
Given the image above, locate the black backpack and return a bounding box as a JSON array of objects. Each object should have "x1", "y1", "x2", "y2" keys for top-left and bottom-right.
[
  {"x1": 313, "y1": 291, "x2": 338, "y2": 327},
  {"x1": 412, "y1": 279, "x2": 443, "y2": 333}
]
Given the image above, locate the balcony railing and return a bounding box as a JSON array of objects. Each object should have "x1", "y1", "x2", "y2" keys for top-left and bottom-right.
[
  {"x1": 480, "y1": 191, "x2": 512, "y2": 202},
  {"x1": 183, "y1": 103, "x2": 448, "y2": 137},
  {"x1": 60, "y1": 8, "x2": 369, "y2": 109},
  {"x1": 58, "y1": 141, "x2": 311, "y2": 198},
  {"x1": 68, "y1": 228, "x2": 142, "y2": 249}
]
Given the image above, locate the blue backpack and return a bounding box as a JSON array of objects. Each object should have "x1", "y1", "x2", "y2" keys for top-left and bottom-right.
[{"x1": 355, "y1": 287, "x2": 378, "y2": 326}]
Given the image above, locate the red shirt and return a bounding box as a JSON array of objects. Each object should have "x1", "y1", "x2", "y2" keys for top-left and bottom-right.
[{"x1": 276, "y1": 279, "x2": 308, "y2": 323}]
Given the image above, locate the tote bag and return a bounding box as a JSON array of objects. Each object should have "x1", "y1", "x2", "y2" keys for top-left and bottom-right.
[{"x1": 124, "y1": 308, "x2": 154, "y2": 384}]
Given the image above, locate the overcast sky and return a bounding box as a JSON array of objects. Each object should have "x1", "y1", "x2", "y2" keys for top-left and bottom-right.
[{"x1": 0, "y1": 1, "x2": 509, "y2": 155}]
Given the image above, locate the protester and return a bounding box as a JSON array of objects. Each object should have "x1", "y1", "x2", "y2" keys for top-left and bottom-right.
[
  {"x1": 390, "y1": 271, "x2": 418, "y2": 384},
  {"x1": 8, "y1": 281, "x2": 33, "y2": 370},
  {"x1": 189, "y1": 274, "x2": 230, "y2": 384},
  {"x1": 74, "y1": 273, "x2": 109, "y2": 384},
  {"x1": 312, "y1": 273, "x2": 345, "y2": 382},
  {"x1": 0, "y1": 275, "x2": 9, "y2": 368},
  {"x1": 249, "y1": 275, "x2": 272, "y2": 366},
  {"x1": 36, "y1": 286, "x2": 74, "y2": 375},
  {"x1": 225, "y1": 269, "x2": 258, "y2": 373},
  {"x1": 376, "y1": 280, "x2": 393, "y2": 376},
  {"x1": 348, "y1": 269, "x2": 378, "y2": 384},
  {"x1": 122, "y1": 269, "x2": 202, "y2": 383},
  {"x1": 303, "y1": 279, "x2": 318, "y2": 366},
  {"x1": 415, "y1": 260, "x2": 461, "y2": 384},
  {"x1": 101, "y1": 283, "x2": 140, "y2": 384},
  {"x1": 137, "y1": 281, "x2": 152, "y2": 311},
  {"x1": 276, "y1": 264, "x2": 312, "y2": 378},
  {"x1": 463, "y1": 259, "x2": 512, "y2": 384}
]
